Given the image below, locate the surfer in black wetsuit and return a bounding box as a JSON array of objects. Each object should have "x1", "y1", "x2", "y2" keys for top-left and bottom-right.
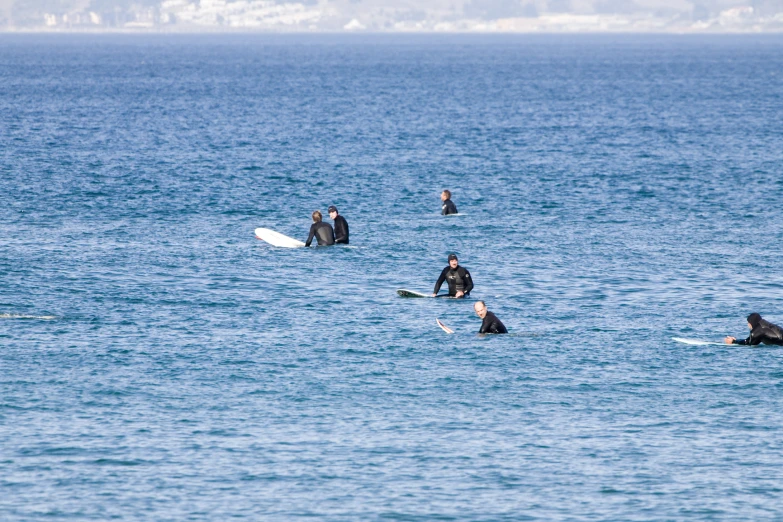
[
  {"x1": 474, "y1": 301, "x2": 508, "y2": 334},
  {"x1": 725, "y1": 313, "x2": 783, "y2": 346},
  {"x1": 441, "y1": 190, "x2": 458, "y2": 215},
  {"x1": 328, "y1": 205, "x2": 349, "y2": 244},
  {"x1": 432, "y1": 254, "x2": 473, "y2": 298},
  {"x1": 305, "y1": 210, "x2": 335, "y2": 247}
]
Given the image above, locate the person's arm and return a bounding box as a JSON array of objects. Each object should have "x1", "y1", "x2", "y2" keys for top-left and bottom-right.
[
  {"x1": 334, "y1": 218, "x2": 347, "y2": 243},
  {"x1": 732, "y1": 333, "x2": 758, "y2": 345},
  {"x1": 433, "y1": 267, "x2": 447, "y2": 296},
  {"x1": 441, "y1": 203, "x2": 448, "y2": 216},
  {"x1": 305, "y1": 224, "x2": 316, "y2": 247},
  {"x1": 463, "y1": 269, "x2": 473, "y2": 295}
]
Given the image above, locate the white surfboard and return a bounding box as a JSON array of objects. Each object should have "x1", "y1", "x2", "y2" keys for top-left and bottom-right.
[
  {"x1": 436, "y1": 318, "x2": 454, "y2": 334},
  {"x1": 397, "y1": 289, "x2": 430, "y2": 298},
  {"x1": 396, "y1": 289, "x2": 463, "y2": 299},
  {"x1": 255, "y1": 228, "x2": 305, "y2": 248},
  {"x1": 672, "y1": 337, "x2": 726, "y2": 346}
]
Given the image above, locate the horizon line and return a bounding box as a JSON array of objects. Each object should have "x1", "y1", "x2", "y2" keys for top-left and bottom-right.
[{"x1": 3, "y1": 28, "x2": 783, "y2": 36}]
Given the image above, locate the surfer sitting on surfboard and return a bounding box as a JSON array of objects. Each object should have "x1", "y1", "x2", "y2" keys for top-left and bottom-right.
[
  {"x1": 328, "y1": 205, "x2": 349, "y2": 244},
  {"x1": 432, "y1": 254, "x2": 473, "y2": 298},
  {"x1": 305, "y1": 210, "x2": 335, "y2": 247},
  {"x1": 724, "y1": 313, "x2": 783, "y2": 346},
  {"x1": 474, "y1": 301, "x2": 507, "y2": 334},
  {"x1": 441, "y1": 190, "x2": 458, "y2": 215}
]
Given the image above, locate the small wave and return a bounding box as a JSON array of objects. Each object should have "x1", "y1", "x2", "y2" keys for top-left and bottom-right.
[{"x1": 0, "y1": 313, "x2": 57, "y2": 320}]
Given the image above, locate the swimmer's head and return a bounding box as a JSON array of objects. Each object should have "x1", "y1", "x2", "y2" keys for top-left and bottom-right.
[{"x1": 747, "y1": 312, "x2": 762, "y2": 329}]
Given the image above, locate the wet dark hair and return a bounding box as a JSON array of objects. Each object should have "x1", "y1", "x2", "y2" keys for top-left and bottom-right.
[{"x1": 747, "y1": 313, "x2": 762, "y2": 328}]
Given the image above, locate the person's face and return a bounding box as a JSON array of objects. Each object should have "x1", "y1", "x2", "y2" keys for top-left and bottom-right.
[
  {"x1": 449, "y1": 258, "x2": 458, "y2": 269},
  {"x1": 474, "y1": 303, "x2": 487, "y2": 319},
  {"x1": 329, "y1": 210, "x2": 337, "y2": 220},
  {"x1": 441, "y1": 192, "x2": 448, "y2": 201},
  {"x1": 748, "y1": 322, "x2": 753, "y2": 330}
]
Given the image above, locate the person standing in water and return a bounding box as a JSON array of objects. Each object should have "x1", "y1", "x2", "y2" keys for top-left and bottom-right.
[
  {"x1": 441, "y1": 190, "x2": 458, "y2": 215},
  {"x1": 725, "y1": 313, "x2": 783, "y2": 346},
  {"x1": 432, "y1": 253, "x2": 473, "y2": 298},
  {"x1": 328, "y1": 205, "x2": 349, "y2": 245},
  {"x1": 305, "y1": 210, "x2": 335, "y2": 247},
  {"x1": 474, "y1": 301, "x2": 508, "y2": 334}
]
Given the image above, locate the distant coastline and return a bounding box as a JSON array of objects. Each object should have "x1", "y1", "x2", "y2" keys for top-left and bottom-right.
[{"x1": 2, "y1": 2, "x2": 782, "y2": 35}]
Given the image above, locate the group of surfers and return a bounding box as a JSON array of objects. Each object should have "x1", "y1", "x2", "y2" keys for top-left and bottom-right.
[
  {"x1": 432, "y1": 252, "x2": 507, "y2": 334},
  {"x1": 304, "y1": 205, "x2": 349, "y2": 247},
  {"x1": 301, "y1": 191, "x2": 782, "y2": 344}
]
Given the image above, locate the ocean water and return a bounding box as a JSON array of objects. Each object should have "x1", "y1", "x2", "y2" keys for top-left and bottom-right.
[{"x1": 2, "y1": 34, "x2": 783, "y2": 520}]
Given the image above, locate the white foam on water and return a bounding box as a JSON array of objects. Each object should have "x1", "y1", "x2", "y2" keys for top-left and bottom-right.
[{"x1": 0, "y1": 313, "x2": 57, "y2": 320}]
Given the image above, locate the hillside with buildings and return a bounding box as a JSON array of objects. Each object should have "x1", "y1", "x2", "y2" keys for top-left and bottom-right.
[{"x1": 1, "y1": 0, "x2": 782, "y2": 32}]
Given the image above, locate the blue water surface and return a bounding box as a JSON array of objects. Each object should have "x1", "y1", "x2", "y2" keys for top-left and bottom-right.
[{"x1": 2, "y1": 34, "x2": 783, "y2": 520}]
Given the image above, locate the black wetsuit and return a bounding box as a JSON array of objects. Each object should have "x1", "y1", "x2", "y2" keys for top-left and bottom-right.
[
  {"x1": 479, "y1": 311, "x2": 508, "y2": 334},
  {"x1": 433, "y1": 265, "x2": 473, "y2": 297},
  {"x1": 305, "y1": 222, "x2": 335, "y2": 247},
  {"x1": 333, "y1": 215, "x2": 349, "y2": 244},
  {"x1": 441, "y1": 199, "x2": 458, "y2": 215},
  {"x1": 732, "y1": 319, "x2": 783, "y2": 346}
]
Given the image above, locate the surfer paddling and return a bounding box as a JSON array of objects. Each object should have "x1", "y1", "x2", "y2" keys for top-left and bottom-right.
[
  {"x1": 724, "y1": 313, "x2": 783, "y2": 346},
  {"x1": 441, "y1": 190, "x2": 458, "y2": 215},
  {"x1": 432, "y1": 254, "x2": 473, "y2": 298},
  {"x1": 328, "y1": 205, "x2": 349, "y2": 244},
  {"x1": 305, "y1": 210, "x2": 335, "y2": 247},
  {"x1": 474, "y1": 301, "x2": 507, "y2": 334}
]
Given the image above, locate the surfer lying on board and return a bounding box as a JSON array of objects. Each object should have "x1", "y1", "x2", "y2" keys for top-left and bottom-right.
[
  {"x1": 441, "y1": 190, "x2": 458, "y2": 215},
  {"x1": 432, "y1": 254, "x2": 473, "y2": 298},
  {"x1": 474, "y1": 301, "x2": 508, "y2": 334},
  {"x1": 328, "y1": 205, "x2": 349, "y2": 244},
  {"x1": 724, "y1": 313, "x2": 783, "y2": 346},
  {"x1": 305, "y1": 210, "x2": 335, "y2": 247}
]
